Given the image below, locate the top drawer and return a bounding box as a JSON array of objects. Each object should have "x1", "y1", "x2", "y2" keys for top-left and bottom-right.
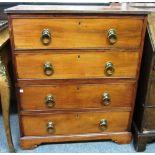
[{"x1": 12, "y1": 17, "x2": 143, "y2": 50}]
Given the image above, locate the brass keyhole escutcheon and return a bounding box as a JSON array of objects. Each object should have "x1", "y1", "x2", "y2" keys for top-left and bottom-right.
[
  {"x1": 107, "y1": 29, "x2": 117, "y2": 44},
  {"x1": 99, "y1": 119, "x2": 108, "y2": 131},
  {"x1": 104, "y1": 62, "x2": 115, "y2": 76},
  {"x1": 43, "y1": 62, "x2": 54, "y2": 76},
  {"x1": 45, "y1": 94, "x2": 55, "y2": 108},
  {"x1": 102, "y1": 92, "x2": 111, "y2": 106},
  {"x1": 41, "y1": 29, "x2": 51, "y2": 45}
]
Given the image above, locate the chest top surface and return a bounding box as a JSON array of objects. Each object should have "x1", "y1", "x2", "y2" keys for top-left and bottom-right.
[{"x1": 5, "y1": 3, "x2": 149, "y2": 15}]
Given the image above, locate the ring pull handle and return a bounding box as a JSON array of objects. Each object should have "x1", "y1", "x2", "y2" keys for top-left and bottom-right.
[
  {"x1": 45, "y1": 94, "x2": 55, "y2": 108},
  {"x1": 107, "y1": 29, "x2": 117, "y2": 44},
  {"x1": 102, "y1": 92, "x2": 111, "y2": 106},
  {"x1": 99, "y1": 119, "x2": 108, "y2": 131},
  {"x1": 41, "y1": 29, "x2": 51, "y2": 45},
  {"x1": 47, "y1": 122, "x2": 55, "y2": 134},
  {"x1": 104, "y1": 62, "x2": 115, "y2": 76},
  {"x1": 43, "y1": 62, "x2": 54, "y2": 76}
]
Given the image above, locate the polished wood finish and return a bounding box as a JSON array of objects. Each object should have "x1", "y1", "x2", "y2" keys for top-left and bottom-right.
[
  {"x1": 0, "y1": 26, "x2": 15, "y2": 152},
  {"x1": 5, "y1": 4, "x2": 149, "y2": 14},
  {"x1": 15, "y1": 51, "x2": 139, "y2": 79},
  {"x1": 0, "y1": 76, "x2": 14, "y2": 152},
  {"x1": 133, "y1": 123, "x2": 154, "y2": 152},
  {"x1": 19, "y1": 82, "x2": 135, "y2": 110},
  {"x1": 20, "y1": 132, "x2": 132, "y2": 149},
  {"x1": 6, "y1": 4, "x2": 147, "y2": 150},
  {"x1": 12, "y1": 18, "x2": 143, "y2": 49},
  {"x1": 21, "y1": 111, "x2": 130, "y2": 136}
]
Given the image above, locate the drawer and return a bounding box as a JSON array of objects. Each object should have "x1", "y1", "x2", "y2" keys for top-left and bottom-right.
[
  {"x1": 143, "y1": 108, "x2": 155, "y2": 131},
  {"x1": 12, "y1": 18, "x2": 143, "y2": 49},
  {"x1": 16, "y1": 51, "x2": 139, "y2": 79},
  {"x1": 19, "y1": 83, "x2": 135, "y2": 110},
  {"x1": 147, "y1": 80, "x2": 155, "y2": 106},
  {"x1": 21, "y1": 111, "x2": 130, "y2": 136}
]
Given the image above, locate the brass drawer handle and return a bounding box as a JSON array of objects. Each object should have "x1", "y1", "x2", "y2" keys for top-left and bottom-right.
[
  {"x1": 99, "y1": 119, "x2": 108, "y2": 131},
  {"x1": 43, "y1": 62, "x2": 54, "y2": 76},
  {"x1": 41, "y1": 29, "x2": 51, "y2": 45},
  {"x1": 47, "y1": 122, "x2": 55, "y2": 134},
  {"x1": 107, "y1": 29, "x2": 117, "y2": 44},
  {"x1": 105, "y1": 62, "x2": 115, "y2": 76},
  {"x1": 102, "y1": 92, "x2": 110, "y2": 106},
  {"x1": 45, "y1": 94, "x2": 55, "y2": 108}
]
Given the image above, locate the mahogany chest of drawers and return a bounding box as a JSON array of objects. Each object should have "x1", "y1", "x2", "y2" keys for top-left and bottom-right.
[
  {"x1": 5, "y1": 4, "x2": 147, "y2": 149},
  {"x1": 133, "y1": 13, "x2": 155, "y2": 152}
]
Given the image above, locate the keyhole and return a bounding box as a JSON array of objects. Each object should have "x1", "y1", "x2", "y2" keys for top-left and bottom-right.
[
  {"x1": 76, "y1": 86, "x2": 80, "y2": 90},
  {"x1": 76, "y1": 114, "x2": 79, "y2": 118},
  {"x1": 77, "y1": 55, "x2": 80, "y2": 59}
]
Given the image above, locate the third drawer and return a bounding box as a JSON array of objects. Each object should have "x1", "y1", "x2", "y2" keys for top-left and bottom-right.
[{"x1": 18, "y1": 82, "x2": 135, "y2": 110}]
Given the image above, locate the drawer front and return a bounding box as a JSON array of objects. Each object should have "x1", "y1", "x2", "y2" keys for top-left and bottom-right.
[
  {"x1": 143, "y1": 108, "x2": 155, "y2": 131},
  {"x1": 19, "y1": 83, "x2": 135, "y2": 110},
  {"x1": 21, "y1": 111, "x2": 130, "y2": 136},
  {"x1": 16, "y1": 51, "x2": 139, "y2": 79},
  {"x1": 12, "y1": 18, "x2": 143, "y2": 49},
  {"x1": 147, "y1": 80, "x2": 155, "y2": 106}
]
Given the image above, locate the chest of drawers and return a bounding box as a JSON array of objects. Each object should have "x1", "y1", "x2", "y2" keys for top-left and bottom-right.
[{"x1": 5, "y1": 4, "x2": 147, "y2": 149}]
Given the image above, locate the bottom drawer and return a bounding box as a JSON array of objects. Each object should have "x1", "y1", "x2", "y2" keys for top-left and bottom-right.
[{"x1": 21, "y1": 111, "x2": 130, "y2": 136}]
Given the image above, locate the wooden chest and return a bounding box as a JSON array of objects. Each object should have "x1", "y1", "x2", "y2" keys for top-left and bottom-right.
[
  {"x1": 5, "y1": 4, "x2": 147, "y2": 149},
  {"x1": 133, "y1": 13, "x2": 155, "y2": 152}
]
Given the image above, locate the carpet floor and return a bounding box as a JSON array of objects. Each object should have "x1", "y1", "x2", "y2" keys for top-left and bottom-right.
[{"x1": 0, "y1": 114, "x2": 155, "y2": 153}]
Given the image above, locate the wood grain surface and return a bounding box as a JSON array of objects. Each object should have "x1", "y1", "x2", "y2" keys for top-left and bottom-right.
[
  {"x1": 15, "y1": 51, "x2": 139, "y2": 79},
  {"x1": 12, "y1": 17, "x2": 143, "y2": 49},
  {"x1": 18, "y1": 82, "x2": 135, "y2": 110},
  {"x1": 21, "y1": 111, "x2": 131, "y2": 136},
  {"x1": 20, "y1": 132, "x2": 132, "y2": 149},
  {"x1": 6, "y1": 7, "x2": 147, "y2": 149}
]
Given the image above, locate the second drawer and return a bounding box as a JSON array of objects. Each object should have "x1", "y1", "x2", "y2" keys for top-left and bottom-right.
[
  {"x1": 18, "y1": 82, "x2": 135, "y2": 110},
  {"x1": 15, "y1": 51, "x2": 139, "y2": 79}
]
